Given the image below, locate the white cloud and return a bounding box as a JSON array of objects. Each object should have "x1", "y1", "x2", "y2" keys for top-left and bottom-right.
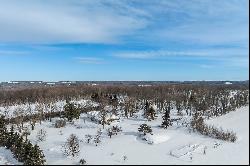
[
  {"x1": 159, "y1": 21, "x2": 248, "y2": 45},
  {"x1": 0, "y1": 0, "x2": 248, "y2": 46},
  {"x1": 133, "y1": 0, "x2": 249, "y2": 46},
  {"x1": 0, "y1": 0, "x2": 148, "y2": 44},
  {"x1": 114, "y1": 48, "x2": 248, "y2": 59},
  {"x1": 113, "y1": 48, "x2": 249, "y2": 69}
]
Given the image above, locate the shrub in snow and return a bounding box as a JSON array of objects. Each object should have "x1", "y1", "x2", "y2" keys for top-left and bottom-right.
[
  {"x1": 209, "y1": 127, "x2": 237, "y2": 142},
  {"x1": 107, "y1": 128, "x2": 113, "y2": 138},
  {"x1": 93, "y1": 128, "x2": 102, "y2": 146},
  {"x1": 79, "y1": 158, "x2": 86, "y2": 165},
  {"x1": 59, "y1": 130, "x2": 63, "y2": 135},
  {"x1": 54, "y1": 119, "x2": 66, "y2": 128},
  {"x1": 36, "y1": 129, "x2": 47, "y2": 142},
  {"x1": 97, "y1": 128, "x2": 103, "y2": 136},
  {"x1": 63, "y1": 134, "x2": 80, "y2": 157},
  {"x1": 85, "y1": 134, "x2": 93, "y2": 144},
  {"x1": 93, "y1": 134, "x2": 101, "y2": 146},
  {"x1": 213, "y1": 142, "x2": 221, "y2": 148},
  {"x1": 107, "y1": 125, "x2": 122, "y2": 138},
  {"x1": 123, "y1": 155, "x2": 128, "y2": 161},
  {"x1": 112, "y1": 125, "x2": 122, "y2": 134},
  {"x1": 203, "y1": 146, "x2": 207, "y2": 155},
  {"x1": 138, "y1": 124, "x2": 153, "y2": 136},
  {"x1": 191, "y1": 112, "x2": 237, "y2": 142}
]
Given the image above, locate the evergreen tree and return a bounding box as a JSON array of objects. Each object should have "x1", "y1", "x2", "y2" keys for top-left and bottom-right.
[
  {"x1": 10, "y1": 132, "x2": 19, "y2": 153},
  {"x1": 147, "y1": 106, "x2": 156, "y2": 121},
  {"x1": 31, "y1": 145, "x2": 46, "y2": 165},
  {"x1": 0, "y1": 117, "x2": 46, "y2": 165},
  {"x1": 0, "y1": 116, "x2": 6, "y2": 132},
  {"x1": 161, "y1": 109, "x2": 171, "y2": 129},
  {"x1": 0, "y1": 116, "x2": 7, "y2": 146},
  {"x1": 63, "y1": 134, "x2": 80, "y2": 157},
  {"x1": 64, "y1": 102, "x2": 80, "y2": 122},
  {"x1": 23, "y1": 141, "x2": 34, "y2": 165},
  {"x1": 100, "y1": 109, "x2": 107, "y2": 129},
  {"x1": 138, "y1": 124, "x2": 153, "y2": 136},
  {"x1": 6, "y1": 125, "x2": 15, "y2": 148},
  {"x1": 144, "y1": 100, "x2": 150, "y2": 118},
  {"x1": 14, "y1": 136, "x2": 24, "y2": 161}
]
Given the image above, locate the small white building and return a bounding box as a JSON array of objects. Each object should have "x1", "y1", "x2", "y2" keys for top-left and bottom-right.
[{"x1": 225, "y1": 82, "x2": 233, "y2": 85}]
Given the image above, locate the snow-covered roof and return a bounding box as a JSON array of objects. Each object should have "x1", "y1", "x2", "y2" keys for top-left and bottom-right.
[
  {"x1": 138, "y1": 84, "x2": 152, "y2": 87},
  {"x1": 225, "y1": 82, "x2": 233, "y2": 85},
  {"x1": 46, "y1": 82, "x2": 56, "y2": 85}
]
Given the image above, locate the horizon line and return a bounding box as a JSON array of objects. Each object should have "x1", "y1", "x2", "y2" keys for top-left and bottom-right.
[{"x1": 1, "y1": 80, "x2": 248, "y2": 83}]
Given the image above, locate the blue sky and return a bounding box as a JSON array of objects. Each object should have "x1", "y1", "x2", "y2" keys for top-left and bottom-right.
[{"x1": 0, "y1": 0, "x2": 249, "y2": 81}]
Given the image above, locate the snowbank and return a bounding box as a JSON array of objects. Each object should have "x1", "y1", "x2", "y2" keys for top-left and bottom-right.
[{"x1": 142, "y1": 133, "x2": 170, "y2": 145}]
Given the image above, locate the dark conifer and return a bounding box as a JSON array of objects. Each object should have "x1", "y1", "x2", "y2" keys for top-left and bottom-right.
[{"x1": 161, "y1": 109, "x2": 171, "y2": 129}]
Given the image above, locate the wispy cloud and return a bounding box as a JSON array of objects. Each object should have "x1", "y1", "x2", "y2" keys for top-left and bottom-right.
[
  {"x1": 222, "y1": 57, "x2": 249, "y2": 68},
  {"x1": 0, "y1": 50, "x2": 29, "y2": 56},
  {"x1": 126, "y1": 0, "x2": 249, "y2": 47},
  {"x1": 113, "y1": 47, "x2": 248, "y2": 69},
  {"x1": 0, "y1": 0, "x2": 248, "y2": 46},
  {"x1": 75, "y1": 57, "x2": 105, "y2": 64},
  {"x1": 200, "y1": 64, "x2": 214, "y2": 69},
  {"x1": 0, "y1": 0, "x2": 148, "y2": 44},
  {"x1": 114, "y1": 48, "x2": 248, "y2": 59}
]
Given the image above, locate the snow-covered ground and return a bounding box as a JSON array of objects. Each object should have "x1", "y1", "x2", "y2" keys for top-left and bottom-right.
[
  {"x1": 14, "y1": 106, "x2": 246, "y2": 165},
  {"x1": 204, "y1": 106, "x2": 249, "y2": 165},
  {"x1": 1, "y1": 106, "x2": 248, "y2": 165},
  {"x1": 0, "y1": 99, "x2": 99, "y2": 119},
  {"x1": 0, "y1": 147, "x2": 21, "y2": 165}
]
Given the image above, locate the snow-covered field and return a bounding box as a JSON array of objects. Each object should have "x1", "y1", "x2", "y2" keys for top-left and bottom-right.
[
  {"x1": 1, "y1": 106, "x2": 248, "y2": 165},
  {"x1": 0, "y1": 99, "x2": 98, "y2": 119}
]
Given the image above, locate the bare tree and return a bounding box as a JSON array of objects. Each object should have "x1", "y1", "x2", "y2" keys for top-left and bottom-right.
[{"x1": 36, "y1": 129, "x2": 47, "y2": 142}]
